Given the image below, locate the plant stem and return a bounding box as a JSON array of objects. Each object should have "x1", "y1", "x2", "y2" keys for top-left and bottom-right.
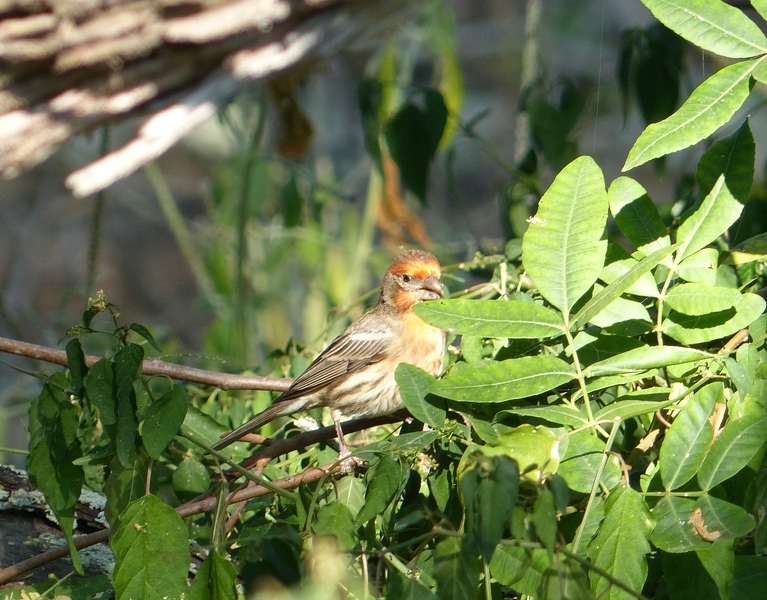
[{"x1": 571, "y1": 418, "x2": 620, "y2": 554}]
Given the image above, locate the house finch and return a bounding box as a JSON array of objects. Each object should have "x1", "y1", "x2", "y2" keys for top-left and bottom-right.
[{"x1": 212, "y1": 249, "x2": 446, "y2": 455}]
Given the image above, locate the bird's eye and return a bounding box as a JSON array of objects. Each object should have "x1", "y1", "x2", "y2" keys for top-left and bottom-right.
[{"x1": 402, "y1": 274, "x2": 412, "y2": 283}]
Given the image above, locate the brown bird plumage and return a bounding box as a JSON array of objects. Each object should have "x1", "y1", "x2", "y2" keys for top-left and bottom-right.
[{"x1": 212, "y1": 249, "x2": 446, "y2": 454}]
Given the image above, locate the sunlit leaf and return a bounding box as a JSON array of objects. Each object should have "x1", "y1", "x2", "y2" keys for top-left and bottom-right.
[
  {"x1": 675, "y1": 174, "x2": 744, "y2": 262},
  {"x1": 664, "y1": 283, "x2": 745, "y2": 315},
  {"x1": 624, "y1": 60, "x2": 756, "y2": 170},
  {"x1": 413, "y1": 299, "x2": 564, "y2": 339},
  {"x1": 663, "y1": 292, "x2": 765, "y2": 345},
  {"x1": 430, "y1": 356, "x2": 575, "y2": 403},
  {"x1": 640, "y1": 0, "x2": 767, "y2": 57},
  {"x1": 698, "y1": 412, "x2": 767, "y2": 490},
  {"x1": 522, "y1": 156, "x2": 608, "y2": 317},
  {"x1": 659, "y1": 384, "x2": 718, "y2": 490},
  {"x1": 583, "y1": 346, "x2": 712, "y2": 378},
  {"x1": 588, "y1": 486, "x2": 654, "y2": 600}
]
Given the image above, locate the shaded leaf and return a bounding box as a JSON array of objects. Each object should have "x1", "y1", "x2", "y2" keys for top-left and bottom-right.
[
  {"x1": 384, "y1": 90, "x2": 447, "y2": 203},
  {"x1": 696, "y1": 119, "x2": 754, "y2": 203},
  {"x1": 396, "y1": 363, "x2": 445, "y2": 429},
  {"x1": 141, "y1": 385, "x2": 189, "y2": 459},
  {"x1": 608, "y1": 176, "x2": 670, "y2": 258},
  {"x1": 189, "y1": 550, "x2": 237, "y2": 600},
  {"x1": 313, "y1": 502, "x2": 356, "y2": 550},
  {"x1": 112, "y1": 494, "x2": 190, "y2": 600}
]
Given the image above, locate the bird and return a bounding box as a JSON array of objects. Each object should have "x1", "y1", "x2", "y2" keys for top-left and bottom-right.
[{"x1": 212, "y1": 249, "x2": 446, "y2": 456}]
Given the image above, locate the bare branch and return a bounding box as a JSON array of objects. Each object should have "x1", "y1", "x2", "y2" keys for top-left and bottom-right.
[{"x1": 0, "y1": 335, "x2": 292, "y2": 391}]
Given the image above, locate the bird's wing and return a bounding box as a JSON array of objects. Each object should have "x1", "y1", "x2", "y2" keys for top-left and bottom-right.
[{"x1": 275, "y1": 320, "x2": 393, "y2": 403}]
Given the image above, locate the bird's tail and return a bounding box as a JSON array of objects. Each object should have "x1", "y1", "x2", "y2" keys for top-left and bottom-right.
[{"x1": 211, "y1": 399, "x2": 304, "y2": 451}]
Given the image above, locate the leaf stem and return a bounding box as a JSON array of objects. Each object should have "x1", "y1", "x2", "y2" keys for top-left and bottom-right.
[{"x1": 571, "y1": 417, "x2": 621, "y2": 554}]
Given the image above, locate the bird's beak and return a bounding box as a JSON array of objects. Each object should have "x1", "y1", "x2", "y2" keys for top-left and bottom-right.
[{"x1": 421, "y1": 276, "x2": 444, "y2": 300}]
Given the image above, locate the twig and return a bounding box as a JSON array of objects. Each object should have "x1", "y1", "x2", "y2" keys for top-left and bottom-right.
[
  {"x1": 0, "y1": 457, "x2": 347, "y2": 586},
  {"x1": 0, "y1": 334, "x2": 291, "y2": 391}
]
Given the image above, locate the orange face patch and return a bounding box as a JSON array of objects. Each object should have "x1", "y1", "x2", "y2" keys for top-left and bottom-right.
[{"x1": 386, "y1": 250, "x2": 441, "y2": 280}]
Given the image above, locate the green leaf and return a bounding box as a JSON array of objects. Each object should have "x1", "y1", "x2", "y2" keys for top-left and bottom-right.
[
  {"x1": 279, "y1": 174, "x2": 303, "y2": 228},
  {"x1": 571, "y1": 244, "x2": 675, "y2": 330},
  {"x1": 731, "y1": 555, "x2": 767, "y2": 599},
  {"x1": 395, "y1": 363, "x2": 445, "y2": 429},
  {"x1": 433, "y1": 537, "x2": 481, "y2": 600},
  {"x1": 694, "y1": 495, "x2": 755, "y2": 540},
  {"x1": 413, "y1": 299, "x2": 564, "y2": 339},
  {"x1": 583, "y1": 345, "x2": 712, "y2": 378},
  {"x1": 522, "y1": 156, "x2": 608, "y2": 316},
  {"x1": 698, "y1": 413, "x2": 767, "y2": 490},
  {"x1": 532, "y1": 488, "x2": 557, "y2": 556},
  {"x1": 388, "y1": 572, "x2": 438, "y2": 600},
  {"x1": 727, "y1": 232, "x2": 767, "y2": 266},
  {"x1": 677, "y1": 248, "x2": 718, "y2": 284},
  {"x1": 128, "y1": 323, "x2": 162, "y2": 352},
  {"x1": 65, "y1": 338, "x2": 88, "y2": 396},
  {"x1": 676, "y1": 174, "x2": 745, "y2": 262},
  {"x1": 588, "y1": 486, "x2": 654, "y2": 600},
  {"x1": 557, "y1": 430, "x2": 622, "y2": 494},
  {"x1": 27, "y1": 378, "x2": 85, "y2": 574},
  {"x1": 665, "y1": 283, "x2": 745, "y2": 315},
  {"x1": 624, "y1": 60, "x2": 756, "y2": 170},
  {"x1": 660, "y1": 543, "x2": 730, "y2": 600},
  {"x1": 663, "y1": 292, "x2": 765, "y2": 345},
  {"x1": 430, "y1": 356, "x2": 575, "y2": 403},
  {"x1": 640, "y1": 0, "x2": 767, "y2": 57},
  {"x1": 491, "y1": 547, "x2": 548, "y2": 595},
  {"x1": 172, "y1": 457, "x2": 211, "y2": 501},
  {"x1": 358, "y1": 78, "x2": 384, "y2": 169},
  {"x1": 659, "y1": 384, "x2": 718, "y2": 490},
  {"x1": 85, "y1": 357, "x2": 117, "y2": 426},
  {"x1": 189, "y1": 550, "x2": 237, "y2": 600},
  {"x1": 105, "y1": 453, "x2": 150, "y2": 530},
  {"x1": 651, "y1": 495, "x2": 709, "y2": 553},
  {"x1": 313, "y1": 502, "x2": 356, "y2": 550},
  {"x1": 115, "y1": 344, "x2": 144, "y2": 467},
  {"x1": 141, "y1": 385, "x2": 189, "y2": 459},
  {"x1": 335, "y1": 476, "x2": 366, "y2": 520},
  {"x1": 608, "y1": 177, "x2": 670, "y2": 258},
  {"x1": 356, "y1": 454, "x2": 405, "y2": 525},
  {"x1": 593, "y1": 397, "x2": 673, "y2": 422},
  {"x1": 696, "y1": 119, "x2": 755, "y2": 203},
  {"x1": 112, "y1": 494, "x2": 190, "y2": 600},
  {"x1": 384, "y1": 89, "x2": 447, "y2": 203},
  {"x1": 460, "y1": 452, "x2": 519, "y2": 563},
  {"x1": 500, "y1": 404, "x2": 588, "y2": 428},
  {"x1": 483, "y1": 425, "x2": 559, "y2": 482}
]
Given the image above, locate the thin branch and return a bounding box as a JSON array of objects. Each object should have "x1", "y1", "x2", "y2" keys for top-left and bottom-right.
[
  {"x1": 0, "y1": 335, "x2": 292, "y2": 391},
  {"x1": 0, "y1": 456, "x2": 349, "y2": 585}
]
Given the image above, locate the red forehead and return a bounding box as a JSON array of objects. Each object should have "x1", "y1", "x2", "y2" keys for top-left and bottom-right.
[{"x1": 386, "y1": 250, "x2": 441, "y2": 278}]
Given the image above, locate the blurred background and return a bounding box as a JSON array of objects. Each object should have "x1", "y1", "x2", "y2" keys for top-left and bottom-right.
[{"x1": 2, "y1": 0, "x2": 766, "y2": 460}]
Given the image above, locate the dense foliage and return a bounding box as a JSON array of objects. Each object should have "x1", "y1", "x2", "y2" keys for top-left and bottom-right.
[{"x1": 9, "y1": 0, "x2": 767, "y2": 599}]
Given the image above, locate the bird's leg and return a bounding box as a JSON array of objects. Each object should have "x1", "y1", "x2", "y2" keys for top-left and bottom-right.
[
  {"x1": 332, "y1": 410, "x2": 364, "y2": 467},
  {"x1": 332, "y1": 413, "x2": 351, "y2": 458}
]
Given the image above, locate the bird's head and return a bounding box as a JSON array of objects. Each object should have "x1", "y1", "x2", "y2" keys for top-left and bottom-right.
[{"x1": 380, "y1": 249, "x2": 443, "y2": 312}]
